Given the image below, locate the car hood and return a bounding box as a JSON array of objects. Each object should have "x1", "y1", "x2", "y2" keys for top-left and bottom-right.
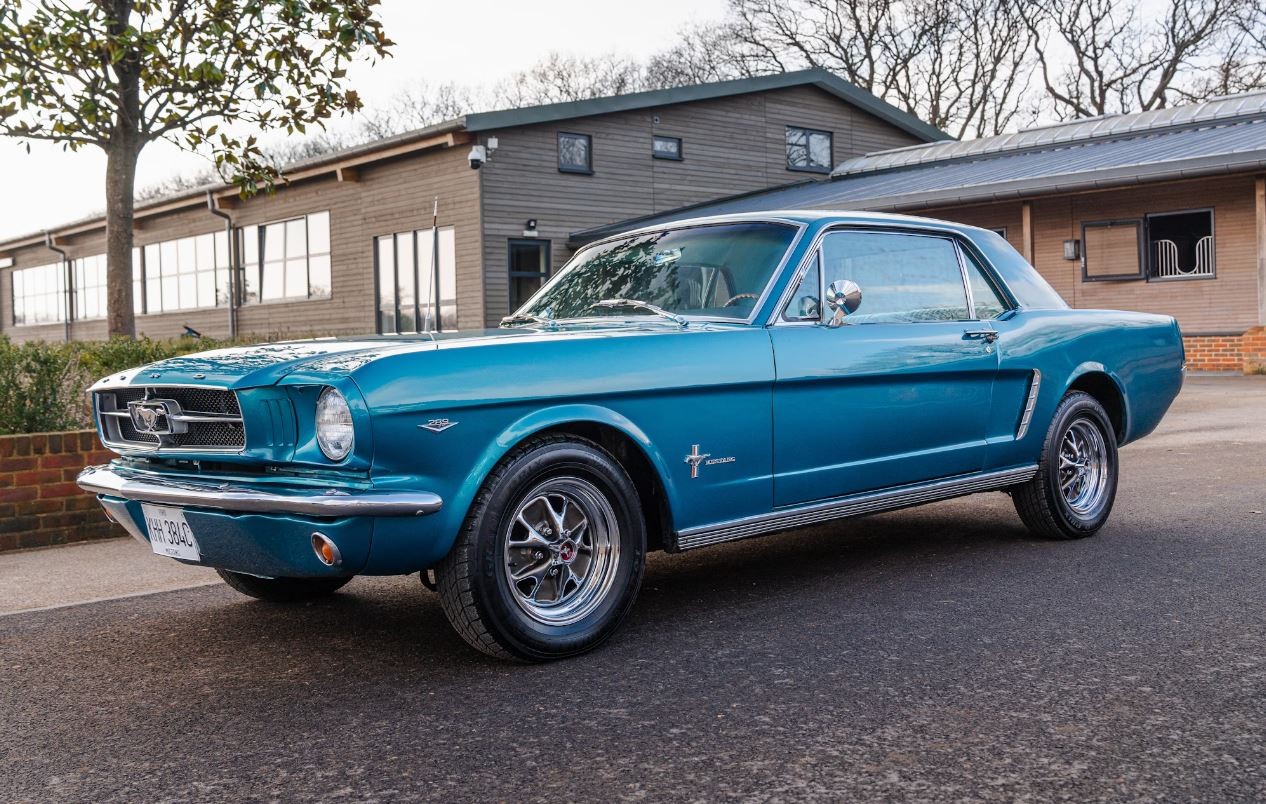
[{"x1": 97, "y1": 323, "x2": 717, "y2": 389}]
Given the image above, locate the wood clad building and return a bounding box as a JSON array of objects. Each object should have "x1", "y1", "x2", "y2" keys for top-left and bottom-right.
[
  {"x1": 576, "y1": 92, "x2": 1266, "y2": 372},
  {"x1": 0, "y1": 69, "x2": 941, "y2": 343}
]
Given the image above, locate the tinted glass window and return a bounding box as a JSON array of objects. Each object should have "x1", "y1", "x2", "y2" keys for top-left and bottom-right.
[
  {"x1": 558, "y1": 133, "x2": 592, "y2": 173},
  {"x1": 819, "y1": 231, "x2": 969, "y2": 324},
  {"x1": 786, "y1": 127, "x2": 833, "y2": 172},
  {"x1": 652, "y1": 136, "x2": 682, "y2": 160}
]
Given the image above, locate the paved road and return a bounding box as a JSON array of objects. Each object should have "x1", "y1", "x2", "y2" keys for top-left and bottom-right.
[{"x1": 3, "y1": 376, "x2": 1264, "y2": 803}]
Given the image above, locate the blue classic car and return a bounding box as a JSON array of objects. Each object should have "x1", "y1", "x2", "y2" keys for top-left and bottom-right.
[{"x1": 78, "y1": 212, "x2": 1184, "y2": 660}]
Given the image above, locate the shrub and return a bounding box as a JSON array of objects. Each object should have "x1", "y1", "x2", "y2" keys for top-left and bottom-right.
[{"x1": 0, "y1": 334, "x2": 257, "y2": 436}]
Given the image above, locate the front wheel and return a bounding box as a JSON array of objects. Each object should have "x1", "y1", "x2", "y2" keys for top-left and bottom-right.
[
  {"x1": 1013, "y1": 391, "x2": 1119, "y2": 540},
  {"x1": 435, "y1": 434, "x2": 646, "y2": 661},
  {"x1": 216, "y1": 569, "x2": 351, "y2": 602}
]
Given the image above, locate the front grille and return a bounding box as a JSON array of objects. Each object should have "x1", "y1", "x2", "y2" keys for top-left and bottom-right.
[{"x1": 96, "y1": 386, "x2": 246, "y2": 452}]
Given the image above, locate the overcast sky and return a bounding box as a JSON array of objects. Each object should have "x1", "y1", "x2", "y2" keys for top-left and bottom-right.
[{"x1": 0, "y1": 0, "x2": 729, "y2": 241}]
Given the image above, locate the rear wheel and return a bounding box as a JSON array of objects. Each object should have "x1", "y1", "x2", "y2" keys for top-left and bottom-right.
[
  {"x1": 436, "y1": 434, "x2": 646, "y2": 661},
  {"x1": 216, "y1": 569, "x2": 351, "y2": 602},
  {"x1": 1013, "y1": 391, "x2": 1118, "y2": 540}
]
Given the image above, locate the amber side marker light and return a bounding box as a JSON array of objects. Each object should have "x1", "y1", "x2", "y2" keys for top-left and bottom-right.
[{"x1": 311, "y1": 532, "x2": 342, "y2": 567}]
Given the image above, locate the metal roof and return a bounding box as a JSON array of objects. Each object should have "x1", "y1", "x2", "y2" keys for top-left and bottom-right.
[
  {"x1": 834, "y1": 90, "x2": 1266, "y2": 176},
  {"x1": 572, "y1": 93, "x2": 1266, "y2": 245},
  {"x1": 463, "y1": 69, "x2": 950, "y2": 143}
]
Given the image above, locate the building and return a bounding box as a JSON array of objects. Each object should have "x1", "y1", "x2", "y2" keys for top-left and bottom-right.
[
  {"x1": 576, "y1": 92, "x2": 1266, "y2": 372},
  {"x1": 0, "y1": 69, "x2": 943, "y2": 342}
]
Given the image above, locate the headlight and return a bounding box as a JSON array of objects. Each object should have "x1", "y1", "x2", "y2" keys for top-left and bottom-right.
[{"x1": 315, "y1": 388, "x2": 354, "y2": 461}]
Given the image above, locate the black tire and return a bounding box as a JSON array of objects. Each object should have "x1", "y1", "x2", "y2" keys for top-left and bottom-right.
[
  {"x1": 1013, "y1": 391, "x2": 1119, "y2": 540},
  {"x1": 435, "y1": 434, "x2": 646, "y2": 662},
  {"x1": 216, "y1": 569, "x2": 351, "y2": 602}
]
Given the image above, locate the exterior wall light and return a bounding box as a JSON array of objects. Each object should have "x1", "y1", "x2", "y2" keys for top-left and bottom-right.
[{"x1": 1063, "y1": 239, "x2": 1081, "y2": 260}]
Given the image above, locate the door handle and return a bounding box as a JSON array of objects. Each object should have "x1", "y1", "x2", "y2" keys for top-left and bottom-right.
[{"x1": 963, "y1": 329, "x2": 1000, "y2": 343}]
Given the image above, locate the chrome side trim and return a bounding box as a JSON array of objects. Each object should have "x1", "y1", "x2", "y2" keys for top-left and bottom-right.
[
  {"x1": 674, "y1": 465, "x2": 1038, "y2": 551},
  {"x1": 77, "y1": 465, "x2": 443, "y2": 518},
  {"x1": 1016, "y1": 370, "x2": 1042, "y2": 440}
]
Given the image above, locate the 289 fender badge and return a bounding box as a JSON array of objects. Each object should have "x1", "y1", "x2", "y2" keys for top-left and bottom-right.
[
  {"x1": 419, "y1": 418, "x2": 458, "y2": 433},
  {"x1": 685, "y1": 444, "x2": 735, "y2": 479}
]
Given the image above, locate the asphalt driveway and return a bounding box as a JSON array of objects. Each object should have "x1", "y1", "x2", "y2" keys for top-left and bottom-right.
[{"x1": 2, "y1": 376, "x2": 1264, "y2": 802}]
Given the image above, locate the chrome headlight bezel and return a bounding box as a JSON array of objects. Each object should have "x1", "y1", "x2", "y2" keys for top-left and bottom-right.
[{"x1": 315, "y1": 387, "x2": 355, "y2": 462}]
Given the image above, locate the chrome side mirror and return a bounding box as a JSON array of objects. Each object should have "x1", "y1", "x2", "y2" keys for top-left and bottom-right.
[{"x1": 824, "y1": 279, "x2": 862, "y2": 327}]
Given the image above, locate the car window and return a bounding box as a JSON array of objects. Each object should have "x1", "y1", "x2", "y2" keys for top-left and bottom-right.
[
  {"x1": 782, "y1": 252, "x2": 822, "y2": 322},
  {"x1": 961, "y1": 248, "x2": 1008, "y2": 320},
  {"x1": 819, "y1": 231, "x2": 970, "y2": 324},
  {"x1": 520, "y1": 222, "x2": 797, "y2": 321}
]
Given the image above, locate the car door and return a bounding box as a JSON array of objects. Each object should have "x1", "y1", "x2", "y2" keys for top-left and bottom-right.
[{"x1": 769, "y1": 228, "x2": 1004, "y2": 507}]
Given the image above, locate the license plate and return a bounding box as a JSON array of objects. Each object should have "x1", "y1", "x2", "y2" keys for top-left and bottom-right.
[{"x1": 141, "y1": 504, "x2": 201, "y2": 561}]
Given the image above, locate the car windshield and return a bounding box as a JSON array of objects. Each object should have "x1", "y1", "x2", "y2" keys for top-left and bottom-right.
[{"x1": 517, "y1": 222, "x2": 798, "y2": 322}]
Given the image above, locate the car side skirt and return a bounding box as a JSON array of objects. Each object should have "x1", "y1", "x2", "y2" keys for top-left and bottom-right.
[{"x1": 672, "y1": 464, "x2": 1039, "y2": 551}]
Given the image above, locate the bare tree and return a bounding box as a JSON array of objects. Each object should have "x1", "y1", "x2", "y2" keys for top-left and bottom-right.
[
  {"x1": 724, "y1": 0, "x2": 1035, "y2": 138},
  {"x1": 644, "y1": 22, "x2": 759, "y2": 87},
  {"x1": 1020, "y1": 0, "x2": 1262, "y2": 119},
  {"x1": 490, "y1": 52, "x2": 648, "y2": 108}
]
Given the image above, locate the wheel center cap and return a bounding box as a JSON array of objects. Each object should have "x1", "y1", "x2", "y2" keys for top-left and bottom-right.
[{"x1": 558, "y1": 540, "x2": 576, "y2": 563}]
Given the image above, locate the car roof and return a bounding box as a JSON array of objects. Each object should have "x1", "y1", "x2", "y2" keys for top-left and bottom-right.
[{"x1": 609, "y1": 209, "x2": 987, "y2": 242}]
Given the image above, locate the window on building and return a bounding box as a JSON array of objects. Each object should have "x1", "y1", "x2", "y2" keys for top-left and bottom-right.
[
  {"x1": 989, "y1": 227, "x2": 1008, "y2": 239},
  {"x1": 508, "y1": 239, "x2": 550, "y2": 312},
  {"x1": 239, "y1": 211, "x2": 331, "y2": 304},
  {"x1": 71, "y1": 254, "x2": 107, "y2": 320},
  {"x1": 558, "y1": 132, "x2": 592, "y2": 174},
  {"x1": 1082, "y1": 220, "x2": 1144, "y2": 281},
  {"x1": 786, "y1": 126, "x2": 833, "y2": 173},
  {"x1": 652, "y1": 135, "x2": 682, "y2": 161},
  {"x1": 1147, "y1": 209, "x2": 1214, "y2": 279},
  {"x1": 138, "y1": 231, "x2": 231, "y2": 314},
  {"x1": 11, "y1": 262, "x2": 65, "y2": 325},
  {"x1": 818, "y1": 231, "x2": 971, "y2": 323},
  {"x1": 375, "y1": 226, "x2": 457, "y2": 333}
]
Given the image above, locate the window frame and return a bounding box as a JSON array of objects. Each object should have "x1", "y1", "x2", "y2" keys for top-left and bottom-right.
[
  {"x1": 773, "y1": 225, "x2": 1016, "y2": 326},
  {"x1": 10, "y1": 260, "x2": 67, "y2": 327},
  {"x1": 136, "y1": 231, "x2": 232, "y2": 315},
  {"x1": 1080, "y1": 219, "x2": 1146, "y2": 282},
  {"x1": 652, "y1": 135, "x2": 683, "y2": 161},
  {"x1": 373, "y1": 225, "x2": 458, "y2": 334},
  {"x1": 785, "y1": 125, "x2": 834, "y2": 174},
  {"x1": 1144, "y1": 207, "x2": 1216, "y2": 282},
  {"x1": 239, "y1": 211, "x2": 332, "y2": 305},
  {"x1": 557, "y1": 132, "x2": 593, "y2": 175},
  {"x1": 507, "y1": 238, "x2": 552, "y2": 313}
]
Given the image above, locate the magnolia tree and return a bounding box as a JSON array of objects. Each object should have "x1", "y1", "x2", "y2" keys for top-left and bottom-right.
[{"x1": 0, "y1": 0, "x2": 392, "y2": 336}]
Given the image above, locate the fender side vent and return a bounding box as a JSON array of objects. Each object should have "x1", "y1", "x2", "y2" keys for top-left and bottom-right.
[{"x1": 1015, "y1": 370, "x2": 1042, "y2": 440}]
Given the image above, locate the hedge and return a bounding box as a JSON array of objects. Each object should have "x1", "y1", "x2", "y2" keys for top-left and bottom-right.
[{"x1": 0, "y1": 335, "x2": 245, "y2": 436}]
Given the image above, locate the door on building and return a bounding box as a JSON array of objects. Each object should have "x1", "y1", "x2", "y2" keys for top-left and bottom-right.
[
  {"x1": 770, "y1": 228, "x2": 1004, "y2": 506},
  {"x1": 508, "y1": 239, "x2": 551, "y2": 313}
]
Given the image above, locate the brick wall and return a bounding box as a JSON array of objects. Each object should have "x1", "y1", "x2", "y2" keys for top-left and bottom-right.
[
  {"x1": 0, "y1": 430, "x2": 119, "y2": 552},
  {"x1": 1184, "y1": 328, "x2": 1266, "y2": 372}
]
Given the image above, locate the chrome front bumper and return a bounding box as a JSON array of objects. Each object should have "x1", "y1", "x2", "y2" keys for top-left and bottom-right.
[{"x1": 77, "y1": 464, "x2": 443, "y2": 517}]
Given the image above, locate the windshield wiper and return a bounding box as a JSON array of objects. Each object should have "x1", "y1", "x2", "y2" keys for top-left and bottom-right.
[
  {"x1": 590, "y1": 298, "x2": 689, "y2": 327},
  {"x1": 500, "y1": 311, "x2": 557, "y2": 328}
]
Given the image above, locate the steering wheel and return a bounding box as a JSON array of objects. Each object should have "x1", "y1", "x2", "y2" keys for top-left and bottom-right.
[{"x1": 722, "y1": 293, "x2": 759, "y2": 308}]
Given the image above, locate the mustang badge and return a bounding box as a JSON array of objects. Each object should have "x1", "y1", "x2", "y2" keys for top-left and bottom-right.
[{"x1": 685, "y1": 444, "x2": 735, "y2": 478}]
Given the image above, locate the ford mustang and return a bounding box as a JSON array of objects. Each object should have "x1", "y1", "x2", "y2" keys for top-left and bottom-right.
[{"x1": 78, "y1": 212, "x2": 1185, "y2": 661}]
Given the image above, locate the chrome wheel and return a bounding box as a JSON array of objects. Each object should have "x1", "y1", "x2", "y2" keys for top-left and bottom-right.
[
  {"x1": 1058, "y1": 418, "x2": 1110, "y2": 518},
  {"x1": 502, "y1": 476, "x2": 620, "y2": 626}
]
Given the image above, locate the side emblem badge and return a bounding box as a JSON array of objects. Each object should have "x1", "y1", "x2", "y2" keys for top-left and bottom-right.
[
  {"x1": 685, "y1": 444, "x2": 735, "y2": 479},
  {"x1": 419, "y1": 418, "x2": 458, "y2": 433}
]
